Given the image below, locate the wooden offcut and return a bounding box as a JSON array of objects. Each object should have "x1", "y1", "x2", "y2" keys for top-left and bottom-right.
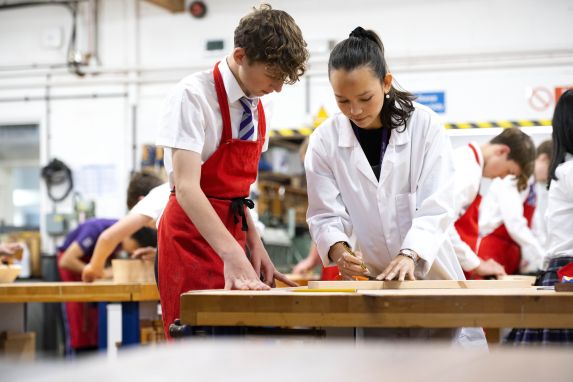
[
  {"x1": 307, "y1": 279, "x2": 534, "y2": 290},
  {"x1": 144, "y1": 0, "x2": 185, "y2": 12}
]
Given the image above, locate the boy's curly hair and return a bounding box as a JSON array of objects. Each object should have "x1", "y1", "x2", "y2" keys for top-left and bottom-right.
[{"x1": 234, "y1": 3, "x2": 308, "y2": 84}]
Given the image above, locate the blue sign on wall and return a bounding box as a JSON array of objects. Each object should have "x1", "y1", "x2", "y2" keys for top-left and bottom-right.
[{"x1": 414, "y1": 91, "x2": 446, "y2": 114}]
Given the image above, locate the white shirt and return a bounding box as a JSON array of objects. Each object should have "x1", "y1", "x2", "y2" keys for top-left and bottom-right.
[
  {"x1": 531, "y1": 181, "x2": 549, "y2": 248},
  {"x1": 449, "y1": 143, "x2": 483, "y2": 271},
  {"x1": 478, "y1": 176, "x2": 544, "y2": 272},
  {"x1": 306, "y1": 103, "x2": 463, "y2": 280},
  {"x1": 545, "y1": 153, "x2": 573, "y2": 266},
  {"x1": 130, "y1": 183, "x2": 171, "y2": 224},
  {"x1": 156, "y1": 58, "x2": 270, "y2": 188}
]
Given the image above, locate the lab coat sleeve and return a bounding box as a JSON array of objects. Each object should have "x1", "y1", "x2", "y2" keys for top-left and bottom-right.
[
  {"x1": 401, "y1": 117, "x2": 457, "y2": 275},
  {"x1": 497, "y1": 181, "x2": 544, "y2": 272},
  {"x1": 448, "y1": 225, "x2": 481, "y2": 271},
  {"x1": 305, "y1": 134, "x2": 353, "y2": 266}
]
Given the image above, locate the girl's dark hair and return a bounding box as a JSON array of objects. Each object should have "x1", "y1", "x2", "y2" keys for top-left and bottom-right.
[
  {"x1": 328, "y1": 26, "x2": 415, "y2": 132},
  {"x1": 548, "y1": 89, "x2": 573, "y2": 188}
]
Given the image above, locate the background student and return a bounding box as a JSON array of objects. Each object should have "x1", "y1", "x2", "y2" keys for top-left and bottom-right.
[
  {"x1": 57, "y1": 218, "x2": 157, "y2": 352},
  {"x1": 450, "y1": 128, "x2": 535, "y2": 278},
  {"x1": 82, "y1": 173, "x2": 168, "y2": 282},
  {"x1": 478, "y1": 175, "x2": 544, "y2": 274}
]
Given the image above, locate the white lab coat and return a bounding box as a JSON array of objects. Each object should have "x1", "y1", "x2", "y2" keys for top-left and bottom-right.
[
  {"x1": 544, "y1": 154, "x2": 573, "y2": 268},
  {"x1": 306, "y1": 103, "x2": 465, "y2": 279},
  {"x1": 532, "y1": 181, "x2": 549, "y2": 249},
  {"x1": 478, "y1": 176, "x2": 544, "y2": 272},
  {"x1": 305, "y1": 103, "x2": 486, "y2": 347}
]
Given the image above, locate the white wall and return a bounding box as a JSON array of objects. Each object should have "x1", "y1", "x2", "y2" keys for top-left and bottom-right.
[{"x1": 0, "y1": 0, "x2": 572, "y2": 251}]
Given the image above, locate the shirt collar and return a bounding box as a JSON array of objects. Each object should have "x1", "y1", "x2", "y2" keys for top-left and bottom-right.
[
  {"x1": 218, "y1": 57, "x2": 258, "y2": 106},
  {"x1": 566, "y1": 153, "x2": 573, "y2": 162}
]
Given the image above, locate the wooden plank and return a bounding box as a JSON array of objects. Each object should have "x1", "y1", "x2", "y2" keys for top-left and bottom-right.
[
  {"x1": 180, "y1": 288, "x2": 573, "y2": 329},
  {"x1": 307, "y1": 279, "x2": 533, "y2": 290},
  {"x1": 497, "y1": 275, "x2": 536, "y2": 285}
]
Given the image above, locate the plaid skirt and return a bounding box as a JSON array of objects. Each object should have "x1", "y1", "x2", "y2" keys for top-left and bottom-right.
[{"x1": 504, "y1": 256, "x2": 573, "y2": 345}]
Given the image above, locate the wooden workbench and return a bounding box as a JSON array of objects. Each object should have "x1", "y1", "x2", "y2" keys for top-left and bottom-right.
[
  {"x1": 180, "y1": 287, "x2": 573, "y2": 329},
  {"x1": 0, "y1": 281, "x2": 159, "y2": 303},
  {"x1": 0, "y1": 281, "x2": 160, "y2": 353}
]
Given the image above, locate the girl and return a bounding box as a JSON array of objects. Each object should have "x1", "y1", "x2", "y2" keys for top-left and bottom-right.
[
  {"x1": 506, "y1": 90, "x2": 573, "y2": 344},
  {"x1": 305, "y1": 27, "x2": 485, "y2": 345}
]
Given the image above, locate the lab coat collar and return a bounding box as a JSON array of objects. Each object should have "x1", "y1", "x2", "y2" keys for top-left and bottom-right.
[
  {"x1": 218, "y1": 57, "x2": 258, "y2": 106},
  {"x1": 566, "y1": 153, "x2": 573, "y2": 162},
  {"x1": 338, "y1": 115, "x2": 411, "y2": 186},
  {"x1": 337, "y1": 115, "x2": 411, "y2": 148}
]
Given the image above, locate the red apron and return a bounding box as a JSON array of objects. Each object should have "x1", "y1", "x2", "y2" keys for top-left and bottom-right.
[
  {"x1": 157, "y1": 62, "x2": 266, "y2": 338},
  {"x1": 57, "y1": 251, "x2": 98, "y2": 349},
  {"x1": 477, "y1": 184, "x2": 536, "y2": 274}
]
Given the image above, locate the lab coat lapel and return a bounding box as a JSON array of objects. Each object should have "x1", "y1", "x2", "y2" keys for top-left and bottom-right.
[
  {"x1": 378, "y1": 126, "x2": 410, "y2": 187},
  {"x1": 338, "y1": 117, "x2": 379, "y2": 187}
]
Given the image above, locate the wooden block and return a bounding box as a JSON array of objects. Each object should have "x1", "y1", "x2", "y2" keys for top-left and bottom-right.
[
  {"x1": 0, "y1": 265, "x2": 21, "y2": 283},
  {"x1": 275, "y1": 273, "x2": 320, "y2": 288},
  {"x1": 307, "y1": 279, "x2": 534, "y2": 290},
  {"x1": 112, "y1": 259, "x2": 155, "y2": 283},
  {"x1": 143, "y1": 0, "x2": 185, "y2": 12},
  {"x1": 0, "y1": 331, "x2": 35, "y2": 360},
  {"x1": 555, "y1": 283, "x2": 573, "y2": 292}
]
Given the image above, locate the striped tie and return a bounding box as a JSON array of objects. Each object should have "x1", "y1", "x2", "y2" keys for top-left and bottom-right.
[{"x1": 238, "y1": 97, "x2": 255, "y2": 140}]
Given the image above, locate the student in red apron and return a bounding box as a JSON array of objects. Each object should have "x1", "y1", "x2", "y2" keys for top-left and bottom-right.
[
  {"x1": 57, "y1": 218, "x2": 157, "y2": 352},
  {"x1": 478, "y1": 177, "x2": 544, "y2": 274},
  {"x1": 155, "y1": 5, "x2": 308, "y2": 338},
  {"x1": 449, "y1": 128, "x2": 536, "y2": 279}
]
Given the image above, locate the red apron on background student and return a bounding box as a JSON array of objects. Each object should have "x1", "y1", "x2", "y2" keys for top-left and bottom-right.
[
  {"x1": 478, "y1": 177, "x2": 543, "y2": 274},
  {"x1": 157, "y1": 62, "x2": 266, "y2": 337}
]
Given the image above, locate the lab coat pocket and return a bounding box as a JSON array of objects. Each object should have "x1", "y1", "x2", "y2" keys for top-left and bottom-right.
[{"x1": 395, "y1": 192, "x2": 416, "y2": 244}]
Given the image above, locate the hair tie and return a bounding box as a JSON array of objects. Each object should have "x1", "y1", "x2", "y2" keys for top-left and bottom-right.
[{"x1": 349, "y1": 26, "x2": 368, "y2": 39}]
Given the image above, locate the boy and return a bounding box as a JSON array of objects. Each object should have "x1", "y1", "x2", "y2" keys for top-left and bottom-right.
[
  {"x1": 156, "y1": 4, "x2": 308, "y2": 337},
  {"x1": 451, "y1": 127, "x2": 536, "y2": 278}
]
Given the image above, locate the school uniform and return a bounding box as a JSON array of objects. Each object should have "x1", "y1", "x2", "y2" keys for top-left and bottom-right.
[
  {"x1": 478, "y1": 176, "x2": 544, "y2": 274},
  {"x1": 57, "y1": 218, "x2": 118, "y2": 350},
  {"x1": 156, "y1": 58, "x2": 270, "y2": 338},
  {"x1": 505, "y1": 154, "x2": 573, "y2": 344},
  {"x1": 305, "y1": 103, "x2": 486, "y2": 346},
  {"x1": 450, "y1": 143, "x2": 483, "y2": 273}
]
